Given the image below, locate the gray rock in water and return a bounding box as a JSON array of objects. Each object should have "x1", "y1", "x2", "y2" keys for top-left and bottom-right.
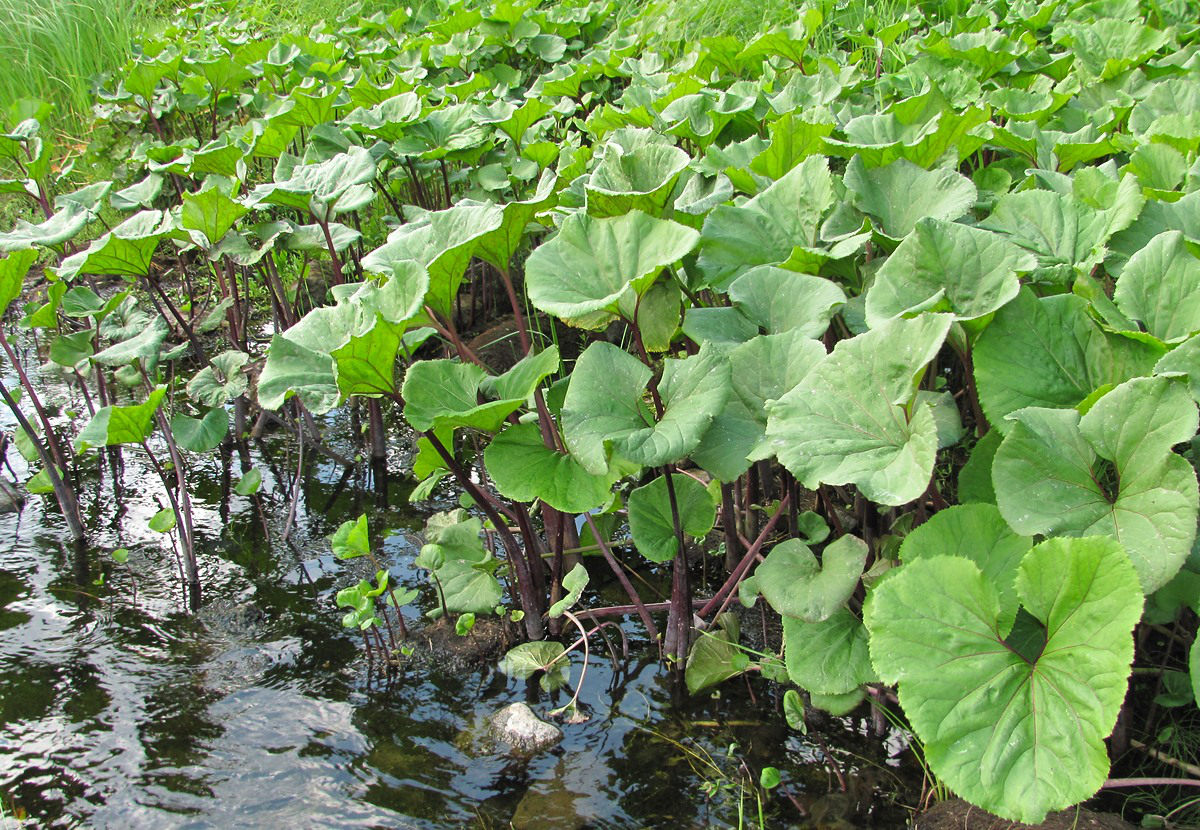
[
  {"x1": 0, "y1": 479, "x2": 24, "y2": 514},
  {"x1": 488, "y1": 702, "x2": 562, "y2": 754}
]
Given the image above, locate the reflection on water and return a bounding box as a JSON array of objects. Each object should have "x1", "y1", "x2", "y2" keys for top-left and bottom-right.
[{"x1": 0, "y1": 383, "x2": 917, "y2": 828}]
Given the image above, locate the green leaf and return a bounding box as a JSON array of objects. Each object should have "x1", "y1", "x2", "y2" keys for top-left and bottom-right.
[
  {"x1": 783, "y1": 689, "x2": 806, "y2": 732},
  {"x1": 685, "y1": 613, "x2": 745, "y2": 694},
  {"x1": 499, "y1": 641, "x2": 566, "y2": 679},
  {"x1": 750, "y1": 535, "x2": 868, "y2": 622},
  {"x1": 549, "y1": 563, "x2": 589, "y2": 618},
  {"x1": 171, "y1": 407, "x2": 229, "y2": 453},
  {"x1": 766, "y1": 314, "x2": 952, "y2": 505},
  {"x1": 1056, "y1": 18, "x2": 1168, "y2": 80},
  {"x1": 0, "y1": 203, "x2": 90, "y2": 253},
  {"x1": 783, "y1": 608, "x2": 875, "y2": 695},
  {"x1": 563, "y1": 341, "x2": 730, "y2": 474},
  {"x1": 362, "y1": 203, "x2": 502, "y2": 318},
  {"x1": 627, "y1": 473, "x2": 717, "y2": 564},
  {"x1": 74, "y1": 387, "x2": 166, "y2": 452},
  {"x1": 91, "y1": 316, "x2": 169, "y2": 367},
  {"x1": 484, "y1": 422, "x2": 613, "y2": 514},
  {"x1": 110, "y1": 173, "x2": 164, "y2": 211},
  {"x1": 728, "y1": 266, "x2": 845, "y2": 338},
  {"x1": 248, "y1": 146, "x2": 377, "y2": 214},
  {"x1": 25, "y1": 466, "x2": 57, "y2": 495},
  {"x1": 181, "y1": 184, "x2": 249, "y2": 248},
  {"x1": 695, "y1": 155, "x2": 837, "y2": 290},
  {"x1": 234, "y1": 468, "x2": 262, "y2": 496},
  {"x1": 993, "y1": 376, "x2": 1199, "y2": 593},
  {"x1": 525, "y1": 210, "x2": 699, "y2": 320},
  {"x1": 974, "y1": 288, "x2": 1163, "y2": 432},
  {"x1": 979, "y1": 188, "x2": 1128, "y2": 287},
  {"x1": 148, "y1": 507, "x2": 177, "y2": 533},
  {"x1": 330, "y1": 315, "x2": 402, "y2": 398},
  {"x1": 401, "y1": 359, "x2": 523, "y2": 434},
  {"x1": 438, "y1": 561, "x2": 503, "y2": 617},
  {"x1": 1114, "y1": 231, "x2": 1200, "y2": 343},
  {"x1": 845, "y1": 157, "x2": 977, "y2": 242},
  {"x1": 481, "y1": 346, "x2": 560, "y2": 403},
  {"x1": 256, "y1": 308, "x2": 347, "y2": 414},
  {"x1": 897, "y1": 503, "x2": 1032, "y2": 634},
  {"x1": 48, "y1": 330, "x2": 95, "y2": 370},
  {"x1": 59, "y1": 210, "x2": 169, "y2": 278},
  {"x1": 865, "y1": 218, "x2": 1035, "y2": 326},
  {"x1": 455, "y1": 612, "x2": 476, "y2": 636},
  {"x1": 331, "y1": 514, "x2": 370, "y2": 560},
  {"x1": 585, "y1": 134, "x2": 690, "y2": 218},
  {"x1": 0, "y1": 248, "x2": 37, "y2": 317},
  {"x1": 187, "y1": 350, "x2": 248, "y2": 407},
  {"x1": 760, "y1": 767, "x2": 781, "y2": 790},
  {"x1": 865, "y1": 537, "x2": 1143, "y2": 824}
]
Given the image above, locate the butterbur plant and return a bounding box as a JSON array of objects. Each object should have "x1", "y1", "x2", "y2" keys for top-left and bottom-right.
[
  {"x1": 4, "y1": 0, "x2": 1200, "y2": 822},
  {"x1": 331, "y1": 514, "x2": 416, "y2": 666}
]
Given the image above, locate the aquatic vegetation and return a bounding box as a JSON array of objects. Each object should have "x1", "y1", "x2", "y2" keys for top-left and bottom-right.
[{"x1": 1, "y1": 0, "x2": 1200, "y2": 821}]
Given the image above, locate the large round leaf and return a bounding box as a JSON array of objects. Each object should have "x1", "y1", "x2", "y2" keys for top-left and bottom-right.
[
  {"x1": 484, "y1": 423, "x2": 613, "y2": 514},
  {"x1": 898, "y1": 503, "x2": 1032, "y2": 634},
  {"x1": 993, "y1": 376, "x2": 1199, "y2": 593},
  {"x1": 691, "y1": 331, "x2": 826, "y2": 481},
  {"x1": 865, "y1": 538, "x2": 1143, "y2": 824},
  {"x1": 1114, "y1": 230, "x2": 1200, "y2": 343},
  {"x1": 562, "y1": 341, "x2": 730, "y2": 475},
  {"x1": 973, "y1": 288, "x2": 1163, "y2": 433},
  {"x1": 766, "y1": 313, "x2": 952, "y2": 505},
  {"x1": 727, "y1": 266, "x2": 845, "y2": 338},
  {"x1": 844, "y1": 156, "x2": 977, "y2": 241},
  {"x1": 401, "y1": 360, "x2": 524, "y2": 434},
  {"x1": 747, "y1": 535, "x2": 867, "y2": 622},
  {"x1": 171, "y1": 407, "x2": 230, "y2": 453},
  {"x1": 585, "y1": 138, "x2": 690, "y2": 218},
  {"x1": 783, "y1": 608, "x2": 875, "y2": 695},
  {"x1": 362, "y1": 203, "x2": 503, "y2": 318},
  {"x1": 525, "y1": 210, "x2": 699, "y2": 320},
  {"x1": 865, "y1": 217, "x2": 1034, "y2": 326}
]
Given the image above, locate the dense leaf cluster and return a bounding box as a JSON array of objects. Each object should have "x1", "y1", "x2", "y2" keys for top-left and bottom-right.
[{"x1": 2, "y1": 0, "x2": 1200, "y2": 820}]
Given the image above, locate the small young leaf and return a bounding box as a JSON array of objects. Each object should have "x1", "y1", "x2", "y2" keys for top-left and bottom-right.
[
  {"x1": 234, "y1": 468, "x2": 262, "y2": 496},
  {"x1": 455, "y1": 612, "x2": 476, "y2": 636},
  {"x1": 549, "y1": 563, "x2": 589, "y2": 619},
  {"x1": 148, "y1": 508, "x2": 177, "y2": 533},
  {"x1": 331, "y1": 514, "x2": 371, "y2": 559}
]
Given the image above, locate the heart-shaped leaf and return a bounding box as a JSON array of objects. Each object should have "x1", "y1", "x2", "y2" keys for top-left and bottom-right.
[
  {"x1": 865, "y1": 537, "x2": 1143, "y2": 824},
  {"x1": 627, "y1": 473, "x2": 717, "y2": 563},
  {"x1": 748, "y1": 535, "x2": 868, "y2": 622},
  {"x1": 766, "y1": 314, "x2": 952, "y2": 505}
]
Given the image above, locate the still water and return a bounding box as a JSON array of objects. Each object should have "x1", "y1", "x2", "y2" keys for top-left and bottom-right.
[{"x1": 0, "y1": 376, "x2": 916, "y2": 828}]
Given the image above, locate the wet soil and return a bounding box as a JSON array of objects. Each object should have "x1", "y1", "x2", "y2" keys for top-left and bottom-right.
[{"x1": 917, "y1": 799, "x2": 1137, "y2": 830}]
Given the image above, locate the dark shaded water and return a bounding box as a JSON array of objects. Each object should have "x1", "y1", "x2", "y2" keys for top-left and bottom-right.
[{"x1": 0, "y1": 365, "x2": 917, "y2": 828}]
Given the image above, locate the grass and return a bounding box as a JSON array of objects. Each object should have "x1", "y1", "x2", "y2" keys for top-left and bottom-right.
[{"x1": 0, "y1": 0, "x2": 164, "y2": 130}]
